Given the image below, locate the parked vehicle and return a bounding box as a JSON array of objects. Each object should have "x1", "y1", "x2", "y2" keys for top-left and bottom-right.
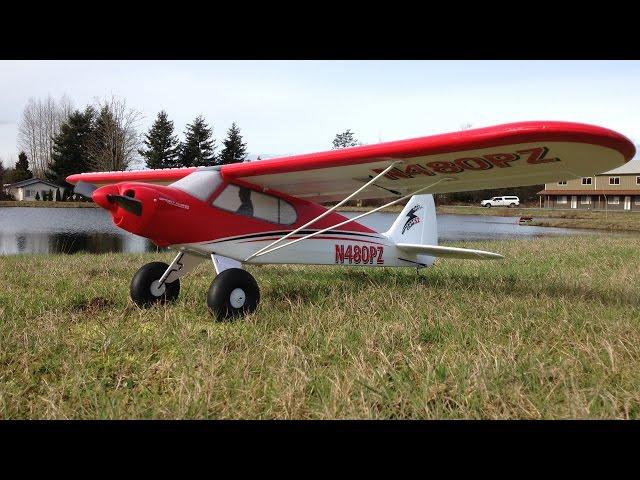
[{"x1": 480, "y1": 196, "x2": 520, "y2": 208}]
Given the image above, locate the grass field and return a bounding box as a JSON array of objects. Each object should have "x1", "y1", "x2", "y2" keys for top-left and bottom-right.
[{"x1": 1, "y1": 235, "x2": 640, "y2": 419}]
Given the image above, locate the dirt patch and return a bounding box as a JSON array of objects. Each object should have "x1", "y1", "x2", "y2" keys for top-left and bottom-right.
[{"x1": 72, "y1": 297, "x2": 115, "y2": 313}]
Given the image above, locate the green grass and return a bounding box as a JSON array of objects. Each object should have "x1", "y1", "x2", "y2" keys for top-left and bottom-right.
[{"x1": 1, "y1": 236, "x2": 640, "y2": 419}]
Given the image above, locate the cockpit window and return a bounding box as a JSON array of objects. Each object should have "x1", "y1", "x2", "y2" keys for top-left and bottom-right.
[
  {"x1": 212, "y1": 184, "x2": 297, "y2": 225},
  {"x1": 171, "y1": 170, "x2": 223, "y2": 201}
]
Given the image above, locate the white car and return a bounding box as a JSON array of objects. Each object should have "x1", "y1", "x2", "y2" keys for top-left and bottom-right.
[{"x1": 480, "y1": 196, "x2": 520, "y2": 208}]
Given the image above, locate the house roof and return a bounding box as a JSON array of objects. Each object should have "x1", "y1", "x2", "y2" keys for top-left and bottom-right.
[
  {"x1": 5, "y1": 177, "x2": 63, "y2": 189},
  {"x1": 601, "y1": 159, "x2": 640, "y2": 175},
  {"x1": 538, "y1": 189, "x2": 640, "y2": 196}
]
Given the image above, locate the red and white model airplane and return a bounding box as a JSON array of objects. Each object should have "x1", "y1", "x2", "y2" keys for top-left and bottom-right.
[{"x1": 67, "y1": 121, "x2": 635, "y2": 320}]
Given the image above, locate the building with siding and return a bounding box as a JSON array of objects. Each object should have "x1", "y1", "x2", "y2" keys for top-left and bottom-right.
[
  {"x1": 3, "y1": 178, "x2": 63, "y2": 201},
  {"x1": 538, "y1": 159, "x2": 640, "y2": 211}
]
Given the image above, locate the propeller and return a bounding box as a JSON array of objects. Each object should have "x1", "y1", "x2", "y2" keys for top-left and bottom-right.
[
  {"x1": 74, "y1": 181, "x2": 98, "y2": 198},
  {"x1": 106, "y1": 194, "x2": 143, "y2": 216},
  {"x1": 74, "y1": 181, "x2": 143, "y2": 216}
]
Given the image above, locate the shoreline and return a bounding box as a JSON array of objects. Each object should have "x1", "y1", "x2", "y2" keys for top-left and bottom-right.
[
  {"x1": 337, "y1": 205, "x2": 640, "y2": 233},
  {"x1": 3, "y1": 201, "x2": 639, "y2": 233},
  {"x1": 0, "y1": 200, "x2": 97, "y2": 208}
]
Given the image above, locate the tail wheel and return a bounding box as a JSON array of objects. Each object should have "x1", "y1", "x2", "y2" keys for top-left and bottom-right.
[
  {"x1": 207, "y1": 268, "x2": 260, "y2": 321},
  {"x1": 130, "y1": 262, "x2": 180, "y2": 307}
]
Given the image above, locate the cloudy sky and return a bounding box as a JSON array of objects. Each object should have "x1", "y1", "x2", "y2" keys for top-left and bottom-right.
[{"x1": 1, "y1": 60, "x2": 638, "y2": 167}]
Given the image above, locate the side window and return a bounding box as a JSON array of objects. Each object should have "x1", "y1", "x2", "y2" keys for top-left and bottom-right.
[{"x1": 212, "y1": 185, "x2": 297, "y2": 225}]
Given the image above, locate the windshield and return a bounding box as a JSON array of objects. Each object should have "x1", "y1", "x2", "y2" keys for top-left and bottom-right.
[{"x1": 171, "y1": 170, "x2": 223, "y2": 201}]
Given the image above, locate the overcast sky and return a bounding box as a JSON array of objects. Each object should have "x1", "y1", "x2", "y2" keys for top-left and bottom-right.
[{"x1": 1, "y1": 60, "x2": 638, "y2": 167}]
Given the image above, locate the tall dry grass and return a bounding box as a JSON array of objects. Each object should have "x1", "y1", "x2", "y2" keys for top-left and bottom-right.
[{"x1": 1, "y1": 236, "x2": 639, "y2": 418}]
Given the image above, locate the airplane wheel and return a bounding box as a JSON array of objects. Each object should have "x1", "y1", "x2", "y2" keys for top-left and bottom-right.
[
  {"x1": 130, "y1": 262, "x2": 180, "y2": 307},
  {"x1": 207, "y1": 268, "x2": 260, "y2": 321}
]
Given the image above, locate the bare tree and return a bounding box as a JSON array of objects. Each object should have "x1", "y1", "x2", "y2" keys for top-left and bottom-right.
[
  {"x1": 87, "y1": 95, "x2": 142, "y2": 171},
  {"x1": 18, "y1": 94, "x2": 74, "y2": 177}
]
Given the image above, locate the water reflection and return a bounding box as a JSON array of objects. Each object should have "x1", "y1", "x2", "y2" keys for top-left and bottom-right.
[
  {"x1": 0, "y1": 207, "x2": 159, "y2": 255},
  {"x1": 49, "y1": 232, "x2": 121, "y2": 254}
]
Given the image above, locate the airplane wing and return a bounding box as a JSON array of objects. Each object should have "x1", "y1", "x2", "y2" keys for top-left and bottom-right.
[
  {"x1": 66, "y1": 121, "x2": 635, "y2": 204},
  {"x1": 66, "y1": 167, "x2": 199, "y2": 187},
  {"x1": 220, "y1": 121, "x2": 635, "y2": 203}
]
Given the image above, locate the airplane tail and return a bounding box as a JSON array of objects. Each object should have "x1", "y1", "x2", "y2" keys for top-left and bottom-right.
[
  {"x1": 384, "y1": 194, "x2": 438, "y2": 247},
  {"x1": 384, "y1": 194, "x2": 503, "y2": 263},
  {"x1": 384, "y1": 194, "x2": 438, "y2": 267}
]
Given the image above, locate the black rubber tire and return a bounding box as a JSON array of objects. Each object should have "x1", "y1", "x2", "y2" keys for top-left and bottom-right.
[
  {"x1": 485, "y1": 204, "x2": 491, "y2": 208},
  {"x1": 207, "y1": 268, "x2": 260, "y2": 321},
  {"x1": 509, "y1": 203, "x2": 516, "y2": 208},
  {"x1": 130, "y1": 261, "x2": 180, "y2": 307}
]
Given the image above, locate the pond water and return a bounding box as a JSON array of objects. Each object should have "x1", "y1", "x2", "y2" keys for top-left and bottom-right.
[{"x1": 0, "y1": 206, "x2": 619, "y2": 255}]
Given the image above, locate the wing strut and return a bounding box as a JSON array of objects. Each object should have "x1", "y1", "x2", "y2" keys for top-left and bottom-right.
[
  {"x1": 243, "y1": 160, "x2": 402, "y2": 262},
  {"x1": 245, "y1": 176, "x2": 455, "y2": 261}
]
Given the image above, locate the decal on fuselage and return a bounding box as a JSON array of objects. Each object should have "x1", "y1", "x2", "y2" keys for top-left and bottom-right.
[
  {"x1": 371, "y1": 146, "x2": 560, "y2": 180},
  {"x1": 158, "y1": 197, "x2": 190, "y2": 210},
  {"x1": 402, "y1": 204, "x2": 422, "y2": 234},
  {"x1": 335, "y1": 244, "x2": 384, "y2": 265}
]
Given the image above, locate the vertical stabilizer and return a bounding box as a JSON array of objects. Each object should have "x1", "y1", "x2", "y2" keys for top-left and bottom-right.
[{"x1": 384, "y1": 194, "x2": 437, "y2": 266}]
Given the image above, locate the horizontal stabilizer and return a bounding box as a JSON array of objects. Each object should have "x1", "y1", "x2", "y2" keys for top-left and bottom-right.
[{"x1": 396, "y1": 243, "x2": 503, "y2": 260}]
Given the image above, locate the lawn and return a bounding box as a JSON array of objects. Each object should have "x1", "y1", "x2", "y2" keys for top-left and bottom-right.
[{"x1": 1, "y1": 235, "x2": 639, "y2": 419}]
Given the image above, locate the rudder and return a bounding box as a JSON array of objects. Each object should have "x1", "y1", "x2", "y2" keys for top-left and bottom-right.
[{"x1": 384, "y1": 194, "x2": 437, "y2": 246}]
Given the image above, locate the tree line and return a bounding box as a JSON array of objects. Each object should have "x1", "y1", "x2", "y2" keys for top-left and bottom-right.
[
  {"x1": 1, "y1": 102, "x2": 541, "y2": 206},
  {"x1": 2, "y1": 94, "x2": 249, "y2": 199},
  {"x1": 138, "y1": 112, "x2": 247, "y2": 169}
]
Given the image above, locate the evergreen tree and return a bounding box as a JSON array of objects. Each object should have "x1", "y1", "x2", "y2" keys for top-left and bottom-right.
[
  {"x1": 0, "y1": 160, "x2": 7, "y2": 200},
  {"x1": 14, "y1": 151, "x2": 33, "y2": 182},
  {"x1": 178, "y1": 115, "x2": 216, "y2": 167},
  {"x1": 35, "y1": 191, "x2": 40, "y2": 201},
  {"x1": 138, "y1": 110, "x2": 180, "y2": 169},
  {"x1": 332, "y1": 129, "x2": 360, "y2": 149},
  {"x1": 55, "y1": 188, "x2": 61, "y2": 201},
  {"x1": 218, "y1": 122, "x2": 247, "y2": 165},
  {"x1": 47, "y1": 107, "x2": 95, "y2": 194}
]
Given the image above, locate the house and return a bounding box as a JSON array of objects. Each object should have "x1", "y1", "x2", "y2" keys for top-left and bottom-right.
[
  {"x1": 537, "y1": 160, "x2": 640, "y2": 211},
  {"x1": 3, "y1": 178, "x2": 63, "y2": 201}
]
